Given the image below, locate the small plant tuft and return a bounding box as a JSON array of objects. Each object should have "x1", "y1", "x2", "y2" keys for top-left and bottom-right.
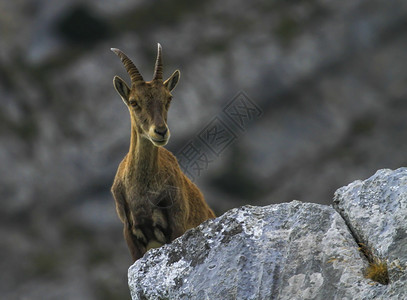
[
  {"x1": 365, "y1": 259, "x2": 389, "y2": 285},
  {"x1": 357, "y1": 243, "x2": 389, "y2": 285}
]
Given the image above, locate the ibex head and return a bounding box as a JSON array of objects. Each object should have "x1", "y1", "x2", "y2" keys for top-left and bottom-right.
[{"x1": 111, "y1": 44, "x2": 180, "y2": 146}]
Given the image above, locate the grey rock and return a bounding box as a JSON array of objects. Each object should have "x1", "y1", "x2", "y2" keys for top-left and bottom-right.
[
  {"x1": 334, "y1": 167, "x2": 407, "y2": 298},
  {"x1": 128, "y1": 201, "x2": 384, "y2": 299},
  {"x1": 129, "y1": 168, "x2": 407, "y2": 299}
]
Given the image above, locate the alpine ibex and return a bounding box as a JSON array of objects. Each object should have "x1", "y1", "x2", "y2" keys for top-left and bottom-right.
[{"x1": 110, "y1": 44, "x2": 215, "y2": 261}]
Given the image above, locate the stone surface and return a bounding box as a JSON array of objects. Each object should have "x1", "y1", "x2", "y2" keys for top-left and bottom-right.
[
  {"x1": 129, "y1": 168, "x2": 407, "y2": 299},
  {"x1": 334, "y1": 167, "x2": 407, "y2": 298},
  {"x1": 129, "y1": 201, "x2": 384, "y2": 299}
]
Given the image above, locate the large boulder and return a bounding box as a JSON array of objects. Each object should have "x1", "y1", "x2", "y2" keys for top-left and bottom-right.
[
  {"x1": 128, "y1": 168, "x2": 407, "y2": 299},
  {"x1": 334, "y1": 167, "x2": 407, "y2": 297}
]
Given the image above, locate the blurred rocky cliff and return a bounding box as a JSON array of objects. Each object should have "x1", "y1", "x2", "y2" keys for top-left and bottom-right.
[{"x1": 1, "y1": 0, "x2": 407, "y2": 299}]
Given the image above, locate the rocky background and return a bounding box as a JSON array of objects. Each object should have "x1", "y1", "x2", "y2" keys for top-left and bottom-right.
[{"x1": 1, "y1": 0, "x2": 407, "y2": 299}]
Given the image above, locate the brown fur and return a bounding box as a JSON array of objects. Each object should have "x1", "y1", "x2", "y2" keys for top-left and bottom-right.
[{"x1": 110, "y1": 44, "x2": 215, "y2": 261}]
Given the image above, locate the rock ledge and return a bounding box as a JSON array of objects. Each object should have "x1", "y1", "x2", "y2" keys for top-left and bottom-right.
[{"x1": 129, "y1": 168, "x2": 407, "y2": 299}]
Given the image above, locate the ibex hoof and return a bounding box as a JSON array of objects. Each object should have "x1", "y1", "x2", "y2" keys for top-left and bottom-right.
[
  {"x1": 146, "y1": 240, "x2": 163, "y2": 251},
  {"x1": 132, "y1": 228, "x2": 147, "y2": 244},
  {"x1": 154, "y1": 227, "x2": 166, "y2": 244}
]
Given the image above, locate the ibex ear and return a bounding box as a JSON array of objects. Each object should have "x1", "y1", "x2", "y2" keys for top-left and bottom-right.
[
  {"x1": 113, "y1": 76, "x2": 131, "y2": 105},
  {"x1": 164, "y1": 70, "x2": 180, "y2": 92}
]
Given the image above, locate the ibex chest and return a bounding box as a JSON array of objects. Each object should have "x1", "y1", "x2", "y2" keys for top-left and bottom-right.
[{"x1": 124, "y1": 174, "x2": 177, "y2": 209}]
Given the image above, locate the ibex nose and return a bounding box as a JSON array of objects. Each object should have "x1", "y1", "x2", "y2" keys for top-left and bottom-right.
[{"x1": 154, "y1": 126, "x2": 168, "y2": 137}]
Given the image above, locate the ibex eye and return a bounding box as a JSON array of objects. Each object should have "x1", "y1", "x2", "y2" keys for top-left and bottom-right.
[{"x1": 129, "y1": 100, "x2": 139, "y2": 108}]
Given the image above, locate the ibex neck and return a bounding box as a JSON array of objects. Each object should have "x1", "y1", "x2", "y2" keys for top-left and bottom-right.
[{"x1": 127, "y1": 122, "x2": 159, "y2": 181}]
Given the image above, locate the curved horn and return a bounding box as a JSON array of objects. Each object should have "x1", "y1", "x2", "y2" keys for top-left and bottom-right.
[
  {"x1": 153, "y1": 43, "x2": 163, "y2": 81},
  {"x1": 111, "y1": 48, "x2": 144, "y2": 83}
]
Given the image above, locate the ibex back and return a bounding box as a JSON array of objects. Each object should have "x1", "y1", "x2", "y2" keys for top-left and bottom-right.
[{"x1": 110, "y1": 44, "x2": 215, "y2": 261}]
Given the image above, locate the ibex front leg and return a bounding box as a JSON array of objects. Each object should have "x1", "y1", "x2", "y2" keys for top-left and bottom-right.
[
  {"x1": 111, "y1": 186, "x2": 144, "y2": 261},
  {"x1": 123, "y1": 220, "x2": 145, "y2": 261}
]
